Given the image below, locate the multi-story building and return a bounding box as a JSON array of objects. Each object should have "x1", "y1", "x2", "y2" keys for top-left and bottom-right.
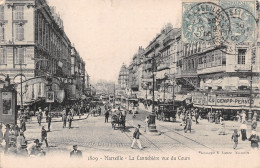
[
  {"x1": 71, "y1": 46, "x2": 85, "y2": 100},
  {"x1": 118, "y1": 63, "x2": 128, "y2": 90},
  {"x1": 128, "y1": 46, "x2": 144, "y2": 95},
  {"x1": 0, "y1": 0, "x2": 86, "y2": 108}
]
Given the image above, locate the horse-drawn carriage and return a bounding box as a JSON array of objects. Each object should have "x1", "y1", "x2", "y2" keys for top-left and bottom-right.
[
  {"x1": 157, "y1": 104, "x2": 177, "y2": 122},
  {"x1": 111, "y1": 113, "x2": 126, "y2": 130}
]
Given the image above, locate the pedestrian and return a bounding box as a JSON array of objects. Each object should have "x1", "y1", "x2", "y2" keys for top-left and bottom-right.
[
  {"x1": 62, "y1": 109, "x2": 67, "y2": 128},
  {"x1": 248, "y1": 131, "x2": 259, "y2": 150},
  {"x1": 132, "y1": 106, "x2": 137, "y2": 118},
  {"x1": 241, "y1": 111, "x2": 246, "y2": 123},
  {"x1": 30, "y1": 139, "x2": 46, "y2": 156},
  {"x1": 20, "y1": 118, "x2": 26, "y2": 132},
  {"x1": 239, "y1": 121, "x2": 247, "y2": 141},
  {"x1": 215, "y1": 111, "x2": 220, "y2": 124},
  {"x1": 195, "y1": 111, "x2": 199, "y2": 124},
  {"x1": 184, "y1": 115, "x2": 192, "y2": 133},
  {"x1": 41, "y1": 126, "x2": 48, "y2": 147},
  {"x1": 98, "y1": 106, "x2": 101, "y2": 116},
  {"x1": 144, "y1": 116, "x2": 150, "y2": 132},
  {"x1": 45, "y1": 107, "x2": 49, "y2": 118},
  {"x1": 105, "y1": 110, "x2": 109, "y2": 123},
  {"x1": 218, "y1": 122, "x2": 226, "y2": 135},
  {"x1": 251, "y1": 118, "x2": 257, "y2": 130},
  {"x1": 131, "y1": 124, "x2": 143, "y2": 150},
  {"x1": 36, "y1": 108, "x2": 42, "y2": 126},
  {"x1": 70, "y1": 145, "x2": 82, "y2": 158},
  {"x1": 46, "y1": 113, "x2": 52, "y2": 132},
  {"x1": 13, "y1": 124, "x2": 19, "y2": 137},
  {"x1": 4, "y1": 124, "x2": 10, "y2": 152},
  {"x1": 16, "y1": 132, "x2": 27, "y2": 150},
  {"x1": 231, "y1": 129, "x2": 240, "y2": 150},
  {"x1": 68, "y1": 113, "x2": 73, "y2": 129},
  {"x1": 236, "y1": 111, "x2": 241, "y2": 122}
]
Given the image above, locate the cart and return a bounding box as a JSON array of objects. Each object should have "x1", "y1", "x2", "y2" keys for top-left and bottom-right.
[{"x1": 111, "y1": 114, "x2": 126, "y2": 130}]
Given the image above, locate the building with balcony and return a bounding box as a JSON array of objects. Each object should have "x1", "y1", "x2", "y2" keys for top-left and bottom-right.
[{"x1": 0, "y1": 0, "x2": 86, "y2": 109}]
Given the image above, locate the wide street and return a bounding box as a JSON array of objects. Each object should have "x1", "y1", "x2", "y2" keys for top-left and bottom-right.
[
  {"x1": 1, "y1": 107, "x2": 260, "y2": 168},
  {"x1": 7, "y1": 107, "x2": 259, "y2": 156}
]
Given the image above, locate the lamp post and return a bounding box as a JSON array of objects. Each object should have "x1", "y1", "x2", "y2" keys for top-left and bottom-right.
[{"x1": 148, "y1": 46, "x2": 158, "y2": 133}]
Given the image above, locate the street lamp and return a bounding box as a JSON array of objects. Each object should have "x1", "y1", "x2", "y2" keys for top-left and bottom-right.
[{"x1": 149, "y1": 46, "x2": 158, "y2": 133}]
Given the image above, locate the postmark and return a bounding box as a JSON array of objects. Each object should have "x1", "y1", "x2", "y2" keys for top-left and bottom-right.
[
  {"x1": 219, "y1": 6, "x2": 258, "y2": 55},
  {"x1": 182, "y1": 2, "x2": 231, "y2": 45},
  {"x1": 182, "y1": 0, "x2": 258, "y2": 55}
]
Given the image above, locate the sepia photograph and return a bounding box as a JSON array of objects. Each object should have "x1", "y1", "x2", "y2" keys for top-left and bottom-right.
[{"x1": 0, "y1": 0, "x2": 260, "y2": 167}]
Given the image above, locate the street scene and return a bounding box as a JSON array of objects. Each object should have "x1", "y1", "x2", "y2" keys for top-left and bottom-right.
[{"x1": 0, "y1": 0, "x2": 260, "y2": 167}]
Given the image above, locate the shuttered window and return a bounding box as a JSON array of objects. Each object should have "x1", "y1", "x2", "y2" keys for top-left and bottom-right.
[
  {"x1": 15, "y1": 6, "x2": 24, "y2": 20},
  {"x1": 16, "y1": 24, "x2": 24, "y2": 41},
  {"x1": 0, "y1": 24, "x2": 4, "y2": 41},
  {"x1": 0, "y1": 6, "x2": 4, "y2": 20},
  {"x1": 15, "y1": 48, "x2": 25, "y2": 64},
  {"x1": 0, "y1": 48, "x2": 6, "y2": 64}
]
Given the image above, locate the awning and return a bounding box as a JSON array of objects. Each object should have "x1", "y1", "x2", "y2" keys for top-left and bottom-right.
[
  {"x1": 175, "y1": 94, "x2": 188, "y2": 101},
  {"x1": 238, "y1": 80, "x2": 250, "y2": 87},
  {"x1": 213, "y1": 79, "x2": 222, "y2": 86},
  {"x1": 205, "y1": 79, "x2": 212, "y2": 87},
  {"x1": 193, "y1": 104, "x2": 260, "y2": 110}
]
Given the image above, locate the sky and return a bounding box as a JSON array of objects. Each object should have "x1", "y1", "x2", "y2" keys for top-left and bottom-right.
[{"x1": 48, "y1": 0, "x2": 182, "y2": 83}]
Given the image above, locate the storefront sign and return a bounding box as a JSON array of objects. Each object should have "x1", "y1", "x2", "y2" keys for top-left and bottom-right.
[
  {"x1": 192, "y1": 95, "x2": 207, "y2": 105},
  {"x1": 192, "y1": 93, "x2": 260, "y2": 108},
  {"x1": 216, "y1": 97, "x2": 252, "y2": 107}
]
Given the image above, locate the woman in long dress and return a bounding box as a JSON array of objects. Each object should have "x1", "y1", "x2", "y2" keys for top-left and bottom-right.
[{"x1": 239, "y1": 121, "x2": 247, "y2": 141}]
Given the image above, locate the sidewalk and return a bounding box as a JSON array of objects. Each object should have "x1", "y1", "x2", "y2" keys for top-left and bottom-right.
[{"x1": 25, "y1": 113, "x2": 90, "y2": 124}]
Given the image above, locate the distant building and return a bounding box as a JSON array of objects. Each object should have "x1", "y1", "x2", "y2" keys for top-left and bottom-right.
[{"x1": 118, "y1": 63, "x2": 129, "y2": 90}]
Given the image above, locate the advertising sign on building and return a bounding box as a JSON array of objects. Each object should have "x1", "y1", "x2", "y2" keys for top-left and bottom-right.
[
  {"x1": 0, "y1": 90, "x2": 17, "y2": 125},
  {"x1": 192, "y1": 92, "x2": 260, "y2": 109},
  {"x1": 46, "y1": 91, "x2": 55, "y2": 103}
]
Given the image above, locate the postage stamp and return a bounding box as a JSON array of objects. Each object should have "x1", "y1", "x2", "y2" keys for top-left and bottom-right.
[{"x1": 182, "y1": 0, "x2": 258, "y2": 54}]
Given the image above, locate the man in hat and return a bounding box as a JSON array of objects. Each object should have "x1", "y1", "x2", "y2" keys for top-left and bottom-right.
[
  {"x1": 131, "y1": 124, "x2": 143, "y2": 150},
  {"x1": 68, "y1": 113, "x2": 73, "y2": 129},
  {"x1": 41, "y1": 126, "x2": 48, "y2": 147},
  {"x1": 37, "y1": 107, "x2": 43, "y2": 126},
  {"x1": 62, "y1": 108, "x2": 67, "y2": 128},
  {"x1": 46, "y1": 113, "x2": 52, "y2": 132},
  {"x1": 70, "y1": 145, "x2": 82, "y2": 158}
]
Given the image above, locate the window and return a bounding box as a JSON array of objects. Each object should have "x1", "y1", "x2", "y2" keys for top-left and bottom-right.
[
  {"x1": 0, "y1": 48, "x2": 6, "y2": 64},
  {"x1": 0, "y1": 24, "x2": 4, "y2": 41},
  {"x1": 15, "y1": 48, "x2": 25, "y2": 64},
  {"x1": 15, "y1": 6, "x2": 24, "y2": 20},
  {"x1": 238, "y1": 49, "x2": 246, "y2": 64},
  {"x1": 0, "y1": 6, "x2": 4, "y2": 20},
  {"x1": 16, "y1": 24, "x2": 24, "y2": 41}
]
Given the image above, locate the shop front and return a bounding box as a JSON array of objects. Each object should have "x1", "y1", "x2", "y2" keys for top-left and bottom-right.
[{"x1": 191, "y1": 92, "x2": 260, "y2": 120}]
